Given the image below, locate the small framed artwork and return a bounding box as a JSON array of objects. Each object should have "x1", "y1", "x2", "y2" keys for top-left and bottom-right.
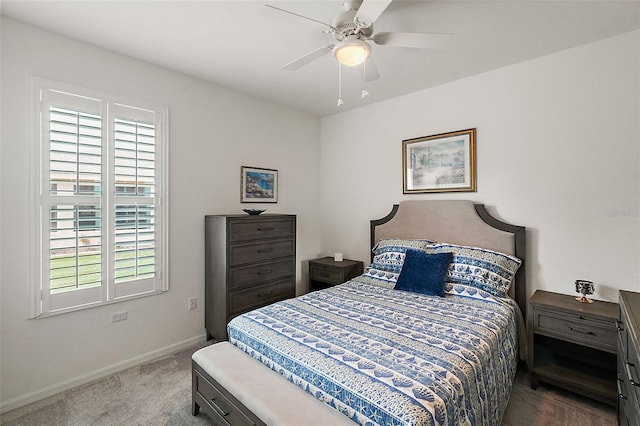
[
  {"x1": 241, "y1": 166, "x2": 278, "y2": 203},
  {"x1": 402, "y1": 128, "x2": 476, "y2": 193}
]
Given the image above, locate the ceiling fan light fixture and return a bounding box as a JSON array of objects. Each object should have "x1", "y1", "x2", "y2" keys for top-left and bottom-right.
[{"x1": 334, "y1": 36, "x2": 371, "y2": 67}]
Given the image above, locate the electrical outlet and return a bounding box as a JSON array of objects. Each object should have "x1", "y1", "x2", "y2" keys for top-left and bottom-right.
[
  {"x1": 188, "y1": 297, "x2": 197, "y2": 310},
  {"x1": 111, "y1": 311, "x2": 128, "y2": 322}
]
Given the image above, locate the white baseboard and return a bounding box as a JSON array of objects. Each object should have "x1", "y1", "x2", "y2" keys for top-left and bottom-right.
[{"x1": 0, "y1": 333, "x2": 207, "y2": 415}]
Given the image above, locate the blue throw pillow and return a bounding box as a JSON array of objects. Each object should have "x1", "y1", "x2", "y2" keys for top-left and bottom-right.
[{"x1": 394, "y1": 250, "x2": 453, "y2": 297}]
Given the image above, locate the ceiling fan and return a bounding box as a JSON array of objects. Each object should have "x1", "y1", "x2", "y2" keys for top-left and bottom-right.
[{"x1": 267, "y1": 0, "x2": 453, "y2": 78}]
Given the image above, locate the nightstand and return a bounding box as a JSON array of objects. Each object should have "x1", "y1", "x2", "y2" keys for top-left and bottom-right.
[
  {"x1": 308, "y1": 257, "x2": 364, "y2": 292},
  {"x1": 529, "y1": 290, "x2": 619, "y2": 406}
]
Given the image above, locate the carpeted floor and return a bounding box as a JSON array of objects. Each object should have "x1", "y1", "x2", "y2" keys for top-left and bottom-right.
[{"x1": 1, "y1": 342, "x2": 616, "y2": 425}]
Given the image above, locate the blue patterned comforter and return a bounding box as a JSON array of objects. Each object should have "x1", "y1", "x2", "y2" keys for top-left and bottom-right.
[{"x1": 228, "y1": 275, "x2": 519, "y2": 426}]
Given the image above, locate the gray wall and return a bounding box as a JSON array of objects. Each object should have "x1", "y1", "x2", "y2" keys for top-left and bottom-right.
[
  {"x1": 319, "y1": 30, "x2": 640, "y2": 303},
  {"x1": 0, "y1": 17, "x2": 321, "y2": 411}
]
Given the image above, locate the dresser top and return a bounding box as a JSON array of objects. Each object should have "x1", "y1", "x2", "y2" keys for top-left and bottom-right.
[
  {"x1": 620, "y1": 290, "x2": 640, "y2": 348},
  {"x1": 205, "y1": 213, "x2": 295, "y2": 219},
  {"x1": 530, "y1": 290, "x2": 618, "y2": 320}
]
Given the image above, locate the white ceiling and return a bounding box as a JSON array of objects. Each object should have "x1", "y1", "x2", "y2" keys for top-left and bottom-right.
[{"x1": 2, "y1": 0, "x2": 640, "y2": 117}]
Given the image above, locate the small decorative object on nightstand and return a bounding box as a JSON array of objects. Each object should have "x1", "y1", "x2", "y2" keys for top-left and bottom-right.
[
  {"x1": 575, "y1": 279, "x2": 595, "y2": 303},
  {"x1": 308, "y1": 257, "x2": 363, "y2": 292},
  {"x1": 528, "y1": 290, "x2": 619, "y2": 406}
]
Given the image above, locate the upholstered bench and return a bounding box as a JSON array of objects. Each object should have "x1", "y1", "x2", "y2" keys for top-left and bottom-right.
[{"x1": 192, "y1": 342, "x2": 353, "y2": 426}]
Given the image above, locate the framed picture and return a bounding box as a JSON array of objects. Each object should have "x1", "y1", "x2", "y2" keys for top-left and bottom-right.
[
  {"x1": 241, "y1": 166, "x2": 278, "y2": 203},
  {"x1": 402, "y1": 128, "x2": 476, "y2": 193}
]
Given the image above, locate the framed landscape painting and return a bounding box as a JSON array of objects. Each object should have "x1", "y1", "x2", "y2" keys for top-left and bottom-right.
[
  {"x1": 402, "y1": 128, "x2": 476, "y2": 193},
  {"x1": 241, "y1": 166, "x2": 278, "y2": 203}
]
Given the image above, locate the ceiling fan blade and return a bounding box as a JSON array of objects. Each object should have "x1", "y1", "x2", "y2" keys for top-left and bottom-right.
[
  {"x1": 373, "y1": 32, "x2": 453, "y2": 49},
  {"x1": 361, "y1": 58, "x2": 381, "y2": 82},
  {"x1": 282, "y1": 45, "x2": 335, "y2": 71},
  {"x1": 354, "y1": 0, "x2": 393, "y2": 25},
  {"x1": 265, "y1": 4, "x2": 335, "y2": 30}
]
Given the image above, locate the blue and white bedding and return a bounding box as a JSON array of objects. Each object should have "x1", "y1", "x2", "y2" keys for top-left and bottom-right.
[{"x1": 228, "y1": 274, "x2": 520, "y2": 426}]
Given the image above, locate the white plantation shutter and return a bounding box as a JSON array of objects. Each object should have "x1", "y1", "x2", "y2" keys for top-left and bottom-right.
[
  {"x1": 111, "y1": 104, "x2": 161, "y2": 299},
  {"x1": 32, "y1": 79, "x2": 168, "y2": 317}
]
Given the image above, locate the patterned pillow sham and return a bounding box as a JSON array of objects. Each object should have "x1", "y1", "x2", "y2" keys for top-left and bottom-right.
[
  {"x1": 423, "y1": 242, "x2": 522, "y2": 298},
  {"x1": 361, "y1": 266, "x2": 399, "y2": 287},
  {"x1": 370, "y1": 238, "x2": 433, "y2": 273}
]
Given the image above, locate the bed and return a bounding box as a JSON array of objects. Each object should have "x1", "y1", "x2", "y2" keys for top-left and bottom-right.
[{"x1": 192, "y1": 200, "x2": 526, "y2": 425}]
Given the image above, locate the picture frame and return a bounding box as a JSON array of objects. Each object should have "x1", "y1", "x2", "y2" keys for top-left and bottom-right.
[
  {"x1": 402, "y1": 128, "x2": 476, "y2": 193},
  {"x1": 240, "y1": 166, "x2": 278, "y2": 203}
]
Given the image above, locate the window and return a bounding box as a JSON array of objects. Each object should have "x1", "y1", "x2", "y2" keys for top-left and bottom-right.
[{"x1": 30, "y1": 79, "x2": 168, "y2": 318}]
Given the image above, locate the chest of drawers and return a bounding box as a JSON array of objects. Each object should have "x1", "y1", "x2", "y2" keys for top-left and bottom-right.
[
  {"x1": 528, "y1": 290, "x2": 618, "y2": 405},
  {"x1": 204, "y1": 214, "x2": 296, "y2": 340},
  {"x1": 618, "y1": 290, "x2": 640, "y2": 426}
]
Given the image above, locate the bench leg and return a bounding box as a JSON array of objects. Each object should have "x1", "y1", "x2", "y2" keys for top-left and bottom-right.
[{"x1": 192, "y1": 366, "x2": 200, "y2": 416}]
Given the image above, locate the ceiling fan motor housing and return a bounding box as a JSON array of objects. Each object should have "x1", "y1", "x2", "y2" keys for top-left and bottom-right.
[{"x1": 333, "y1": 6, "x2": 373, "y2": 41}]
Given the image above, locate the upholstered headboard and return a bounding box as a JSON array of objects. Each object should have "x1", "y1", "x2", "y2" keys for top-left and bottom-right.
[{"x1": 370, "y1": 200, "x2": 527, "y2": 318}]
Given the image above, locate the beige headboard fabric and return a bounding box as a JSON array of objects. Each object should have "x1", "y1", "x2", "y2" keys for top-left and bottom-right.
[{"x1": 373, "y1": 200, "x2": 515, "y2": 256}]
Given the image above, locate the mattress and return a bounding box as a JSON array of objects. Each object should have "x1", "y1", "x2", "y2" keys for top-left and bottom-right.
[{"x1": 227, "y1": 275, "x2": 520, "y2": 426}]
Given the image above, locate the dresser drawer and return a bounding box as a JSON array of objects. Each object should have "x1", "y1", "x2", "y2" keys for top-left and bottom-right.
[
  {"x1": 193, "y1": 369, "x2": 255, "y2": 426},
  {"x1": 534, "y1": 308, "x2": 617, "y2": 352},
  {"x1": 228, "y1": 218, "x2": 295, "y2": 243},
  {"x1": 624, "y1": 346, "x2": 640, "y2": 415},
  {"x1": 229, "y1": 258, "x2": 295, "y2": 291},
  {"x1": 229, "y1": 239, "x2": 295, "y2": 266},
  {"x1": 619, "y1": 320, "x2": 628, "y2": 358},
  {"x1": 229, "y1": 278, "x2": 295, "y2": 316}
]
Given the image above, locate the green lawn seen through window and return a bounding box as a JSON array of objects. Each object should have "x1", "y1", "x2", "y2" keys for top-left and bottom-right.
[{"x1": 50, "y1": 249, "x2": 154, "y2": 291}]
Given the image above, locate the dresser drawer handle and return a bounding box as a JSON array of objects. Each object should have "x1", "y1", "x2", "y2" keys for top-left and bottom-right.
[
  {"x1": 257, "y1": 290, "x2": 274, "y2": 298},
  {"x1": 568, "y1": 326, "x2": 594, "y2": 335},
  {"x1": 616, "y1": 320, "x2": 624, "y2": 332},
  {"x1": 257, "y1": 227, "x2": 274, "y2": 231},
  {"x1": 210, "y1": 398, "x2": 230, "y2": 417},
  {"x1": 257, "y1": 270, "x2": 273, "y2": 276},
  {"x1": 625, "y1": 363, "x2": 640, "y2": 387},
  {"x1": 257, "y1": 248, "x2": 274, "y2": 253},
  {"x1": 617, "y1": 379, "x2": 627, "y2": 399}
]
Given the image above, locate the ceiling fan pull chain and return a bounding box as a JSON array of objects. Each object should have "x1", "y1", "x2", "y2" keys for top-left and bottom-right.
[
  {"x1": 337, "y1": 63, "x2": 344, "y2": 106},
  {"x1": 361, "y1": 48, "x2": 369, "y2": 99}
]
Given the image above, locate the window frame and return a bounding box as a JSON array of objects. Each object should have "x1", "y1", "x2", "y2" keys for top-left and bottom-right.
[{"x1": 29, "y1": 77, "x2": 169, "y2": 319}]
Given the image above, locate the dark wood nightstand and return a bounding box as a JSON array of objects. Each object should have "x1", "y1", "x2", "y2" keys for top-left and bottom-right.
[
  {"x1": 308, "y1": 257, "x2": 364, "y2": 292},
  {"x1": 529, "y1": 290, "x2": 619, "y2": 406}
]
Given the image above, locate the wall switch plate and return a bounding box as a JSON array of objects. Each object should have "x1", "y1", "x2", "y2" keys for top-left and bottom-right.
[
  {"x1": 111, "y1": 311, "x2": 127, "y2": 322},
  {"x1": 188, "y1": 297, "x2": 197, "y2": 310}
]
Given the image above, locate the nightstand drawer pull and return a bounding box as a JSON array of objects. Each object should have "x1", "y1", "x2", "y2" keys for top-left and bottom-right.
[
  {"x1": 256, "y1": 270, "x2": 273, "y2": 275},
  {"x1": 618, "y1": 379, "x2": 627, "y2": 399},
  {"x1": 568, "y1": 326, "x2": 595, "y2": 335},
  {"x1": 616, "y1": 320, "x2": 624, "y2": 332},
  {"x1": 257, "y1": 227, "x2": 275, "y2": 231},
  {"x1": 256, "y1": 248, "x2": 274, "y2": 253},
  {"x1": 625, "y1": 363, "x2": 640, "y2": 387}
]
